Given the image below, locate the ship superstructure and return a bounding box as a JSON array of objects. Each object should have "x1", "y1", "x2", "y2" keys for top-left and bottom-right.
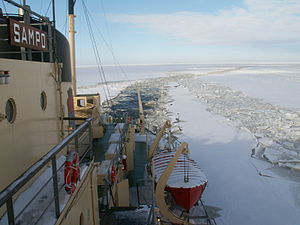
[{"x1": 0, "y1": 1, "x2": 100, "y2": 224}]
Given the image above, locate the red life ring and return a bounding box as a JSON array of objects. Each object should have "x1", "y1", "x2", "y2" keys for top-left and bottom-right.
[
  {"x1": 111, "y1": 166, "x2": 116, "y2": 184},
  {"x1": 64, "y1": 151, "x2": 80, "y2": 194}
]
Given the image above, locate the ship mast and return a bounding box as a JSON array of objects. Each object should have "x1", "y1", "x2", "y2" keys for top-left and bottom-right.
[{"x1": 69, "y1": 0, "x2": 77, "y2": 95}]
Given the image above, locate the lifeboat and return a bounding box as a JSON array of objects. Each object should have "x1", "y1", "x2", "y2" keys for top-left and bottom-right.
[{"x1": 153, "y1": 149, "x2": 207, "y2": 211}]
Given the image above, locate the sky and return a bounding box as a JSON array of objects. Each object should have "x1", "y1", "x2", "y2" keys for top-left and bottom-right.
[{"x1": 2, "y1": 0, "x2": 300, "y2": 65}]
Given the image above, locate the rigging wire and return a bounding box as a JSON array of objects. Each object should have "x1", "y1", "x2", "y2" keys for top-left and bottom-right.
[
  {"x1": 86, "y1": 4, "x2": 130, "y2": 81},
  {"x1": 63, "y1": 0, "x2": 68, "y2": 36},
  {"x1": 98, "y1": 0, "x2": 129, "y2": 81},
  {"x1": 89, "y1": 15, "x2": 130, "y2": 81},
  {"x1": 1, "y1": 0, "x2": 8, "y2": 14},
  {"x1": 81, "y1": 0, "x2": 111, "y2": 104},
  {"x1": 44, "y1": 0, "x2": 52, "y2": 16},
  {"x1": 99, "y1": 0, "x2": 113, "y2": 50},
  {"x1": 39, "y1": 0, "x2": 43, "y2": 14},
  {"x1": 81, "y1": 0, "x2": 112, "y2": 106}
]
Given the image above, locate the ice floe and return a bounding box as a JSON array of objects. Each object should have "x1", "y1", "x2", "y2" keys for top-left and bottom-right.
[{"x1": 179, "y1": 76, "x2": 300, "y2": 169}]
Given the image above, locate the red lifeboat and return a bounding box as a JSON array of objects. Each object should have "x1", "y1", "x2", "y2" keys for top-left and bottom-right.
[{"x1": 153, "y1": 150, "x2": 207, "y2": 211}]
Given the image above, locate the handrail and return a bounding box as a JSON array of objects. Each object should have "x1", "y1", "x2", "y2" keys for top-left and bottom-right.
[
  {"x1": 3, "y1": 0, "x2": 50, "y2": 23},
  {"x1": 0, "y1": 117, "x2": 93, "y2": 207}
]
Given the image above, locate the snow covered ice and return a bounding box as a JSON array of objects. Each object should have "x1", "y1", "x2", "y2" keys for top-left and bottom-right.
[{"x1": 177, "y1": 66, "x2": 300, "y2": 169}]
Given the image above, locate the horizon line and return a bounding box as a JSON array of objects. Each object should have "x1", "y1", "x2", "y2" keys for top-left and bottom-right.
[{"x1": 76, "y1": 61, "x2": 300, "y2": 68}]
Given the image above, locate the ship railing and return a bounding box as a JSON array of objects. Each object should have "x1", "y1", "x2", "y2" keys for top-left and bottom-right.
[
  {"x1": 0, "y1": 117, "x2": 94, "y2": 225},
  {"x1": 99, "y1": 122, "x2": 129, "y2": 210},
  {"x1": 146, "y1": 204, "x2": 155, "y2": 225},
  {"x1": 3, "y1": 0, "x2": 50, "y2": 22}
]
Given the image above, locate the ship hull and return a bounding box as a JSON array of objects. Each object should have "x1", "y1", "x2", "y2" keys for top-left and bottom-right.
[{"x1": 166, "y1": 183, "x2": 207, "y2": 211}]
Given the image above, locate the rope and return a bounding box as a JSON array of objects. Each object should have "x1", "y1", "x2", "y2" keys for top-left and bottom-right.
[
  {"x1": 81, "y1": 0, "x2": 112, "y2": 107},
  {"x1": 81, "y1": 0, "x2": 111, "y2": 104},
  {"x1": 44, "y1": 0, "x2": 52, "y2": 16},
  {"x1": 88, "y1": 4, "x2": 130, "y2": 81},
  {"x1": 99, "y1": 0, "x2": 113, "y2": 50}
]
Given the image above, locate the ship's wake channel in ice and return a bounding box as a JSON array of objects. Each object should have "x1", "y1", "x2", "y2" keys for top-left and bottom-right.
[{"x1": 180, "y1": 77, "x2": 300, "y2": 169}]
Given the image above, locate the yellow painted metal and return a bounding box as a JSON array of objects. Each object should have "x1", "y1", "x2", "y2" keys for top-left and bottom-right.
[
  {"x1": 137, "y1": 91, "x2": 145, "y2": 134},
  {"x1": 97, "y1": 160, "x2": 111, "y2": 186},
  {"x1": 154, "y1": 142, "x2": 191, "y2": 225},
  {"x1": 55, "y1": 162, "x2": 99, "y2": 225},
  {"x1": 148, "y1": 120, "x2": 171, "y2": 160},
  {"x1": 116, "y1": 179, "x2": 130, "y2": 207},
  {"x1": 68, "y1": 14, "x2": 77, "y2": 96},
  {"x1": 125, "y1": 126, "x2": 136, "y2": 171},
  {"x1": 74, "y1": 95, "x2": 101, "y2": 125},
  {"x1": 93, "y1": 126, "x2": 103, "y2": 139}
]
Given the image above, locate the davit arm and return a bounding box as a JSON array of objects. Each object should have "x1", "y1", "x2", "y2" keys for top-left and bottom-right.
[
  {"x1": 148, "y1": 120, "x2": 171, "y2": 160},
  {"x1": 154, "y1": 142, "x2": 191, "y2": 225}
]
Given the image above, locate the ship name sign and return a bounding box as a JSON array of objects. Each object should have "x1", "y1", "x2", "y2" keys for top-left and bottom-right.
[{"x1": 8, "y1": 19, "x2": 48, "y2": 51}]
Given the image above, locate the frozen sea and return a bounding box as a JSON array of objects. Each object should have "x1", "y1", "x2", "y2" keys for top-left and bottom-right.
[
  {"x1": 168, "y1": 84, "x2": 300, "y2": 225},
  {"x1": 79, "y1": 63, "x2": 300, "y2": 225}
]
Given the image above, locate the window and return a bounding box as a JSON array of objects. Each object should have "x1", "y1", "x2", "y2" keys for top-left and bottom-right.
[
  {"x1": 40, "y1": 91, "x2": 47, "y2": 110},
  {"x1": 5, "y1": 98, "x2": 16, "y2": 123},
  {"x1": 77, "y1": 99, "x2": 86, "y2": 107}
]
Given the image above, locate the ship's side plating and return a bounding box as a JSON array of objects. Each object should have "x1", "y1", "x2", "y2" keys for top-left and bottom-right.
[
  {"x1": 0, "y1": 12, "x2": 72, "y2": 194},
  {"x1": 0, "y1": 58, "x2": 66, "y2": 190}
]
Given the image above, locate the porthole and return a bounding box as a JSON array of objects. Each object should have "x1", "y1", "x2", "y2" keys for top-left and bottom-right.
[
  {"x1": 5, "y1": 98, "x2": 16, "y2": 123},
  {"x1": 40, "y1": 91, "x2": 47, "y2": 110}
]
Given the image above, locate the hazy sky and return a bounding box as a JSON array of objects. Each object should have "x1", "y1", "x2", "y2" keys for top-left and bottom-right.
[{"x1": 2, "y1": 0, "x2": 300, "y2": 65}]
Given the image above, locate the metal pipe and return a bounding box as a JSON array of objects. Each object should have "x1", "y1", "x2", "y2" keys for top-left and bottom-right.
[
  {"x1": 136, "y1": 183, "x2": 140, "y2": 207},
  {"x1": 68, "y1": 0, "x2": 75, "y2": 15},
  {"x1": 6, "y1": 197, "x2": 15, "y2": 225},
  {"x1": 69, "y1": 14, "x2": 77, "y2": 96},
  {"x1": 68, "y1": 0, "x2": 77, "y2": 95},
  {"x1": 89, "y1": 122, "x2": 93, "y2": 159},
  {"x1": 62, "y1": 117, "x2": 88, "y2": 120},
  {"x1": 51, "y1": 157, "x2": 60, "y2": 218},
  {"x1": 52, "y1": 0, "x2": 56, "y2": 28},
  {"x1": 75, "y1": 134, "x2": 79, "y2": 152}
]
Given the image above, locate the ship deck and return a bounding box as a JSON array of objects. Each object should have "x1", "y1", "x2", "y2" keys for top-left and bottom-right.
[
  {"x1": 93, "y1": 124, "x2": 116, "y2": 162},
  {"x1": 95, "y1": 127, "x2": 154, "y2": 224},
  {"x1": 94, "y1": 126, "x2": 217, "y2": 225}
]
